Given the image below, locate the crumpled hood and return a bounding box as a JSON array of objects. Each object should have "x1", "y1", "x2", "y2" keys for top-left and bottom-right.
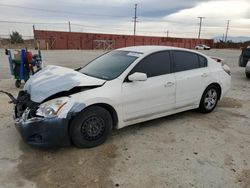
[{"x1": 24, "y1": 65, "x2": 106, "y2": 103}]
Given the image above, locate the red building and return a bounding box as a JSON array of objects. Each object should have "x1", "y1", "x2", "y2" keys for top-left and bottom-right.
[{"x1": 34, "y1": 30, "x2": 213, "y2": 50}]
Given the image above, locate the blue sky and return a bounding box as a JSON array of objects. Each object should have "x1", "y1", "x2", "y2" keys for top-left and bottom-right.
[{"x1": 0, "y1": 0, "x2": 249, "y2": 39}]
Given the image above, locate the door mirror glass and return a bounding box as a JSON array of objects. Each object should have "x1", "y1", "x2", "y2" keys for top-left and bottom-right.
[{"x1": 128, "y1": 72, "x2": 147, "y2": 82}]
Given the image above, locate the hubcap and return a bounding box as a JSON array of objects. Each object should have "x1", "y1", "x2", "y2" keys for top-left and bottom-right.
[
  {"x1": 204, "y1": 89, "x2": 217, "y2": 110},
  {"x1": 81, "y1": 116, "x2": 105, "y2": 141}
]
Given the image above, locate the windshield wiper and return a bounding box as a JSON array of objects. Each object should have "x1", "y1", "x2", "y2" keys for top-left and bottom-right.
[
  {"x1": 74, "y1": 67, "x2": 82, "y2": 71},
  {"x1": 82, "y1": 72, "x2": 93, "y2": 77}
]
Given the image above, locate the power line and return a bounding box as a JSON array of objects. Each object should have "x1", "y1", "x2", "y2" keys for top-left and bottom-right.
[
  {"x1": 0, "y1": 3, "x2": 126, "y2": 18},
  {"x1": 224, "y1": 20, "x2": 230, "y2": 42},
  {"x1": 0, "y1": 20, "x2": 67, "y2": 25},
  {"x1": 2, "y1": 20, "x2": 245, "y2": 33},
  {"x1": 0, "y1": 20, "x2": 133, "y2": 32},
  {"x1": 197, "y1": 17, "x2": 205, "y2": 39},
  {"x1": 140, "y1": 18, "x2": 196, "y2": 25},
  {"x1": 0, "y1": 19, "x2": 194, "y2": 35}
]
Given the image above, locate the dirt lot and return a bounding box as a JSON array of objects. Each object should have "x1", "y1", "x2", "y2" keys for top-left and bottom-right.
[{"x1": 0, "y1": 49, "x2": 249, "y2": 188}]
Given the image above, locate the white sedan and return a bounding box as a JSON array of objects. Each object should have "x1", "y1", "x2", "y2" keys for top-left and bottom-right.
[
  {"x1": 195, "y1": 44, "x2": 211, "y2": 50},
  {"x1": 13, "y1": 46, "x2": 231, "y2": 148}
]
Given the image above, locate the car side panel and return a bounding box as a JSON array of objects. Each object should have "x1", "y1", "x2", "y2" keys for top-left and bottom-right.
[
  {"x1": 206, "y1": 60, "x2": 231, "y2": 100},
  {"x1": 121, "y1": 74, "x2": 175, "y2": 122},
  {"x1": 174, "y1": 67, "x2": 211, "y2": 108}
]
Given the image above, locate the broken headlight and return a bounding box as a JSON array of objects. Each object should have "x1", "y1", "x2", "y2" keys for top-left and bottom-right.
[{"x1": 36, "y1": 97, "x2": 69, "y2": 117}]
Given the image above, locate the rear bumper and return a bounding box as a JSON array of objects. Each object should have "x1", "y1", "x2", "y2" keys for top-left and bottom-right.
[
  {"x1": 220, "y1": 73, "x2": 231, "y2": 99},
  {"x1": 14, "y1": 109, "x2": 71, "y2": 148}
]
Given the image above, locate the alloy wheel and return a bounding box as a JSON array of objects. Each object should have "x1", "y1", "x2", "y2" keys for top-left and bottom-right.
[{"x1": 204, "y1": 88, "x2": 218, "y2": 110}]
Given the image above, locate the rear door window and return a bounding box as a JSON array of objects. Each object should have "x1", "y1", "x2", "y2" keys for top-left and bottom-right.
[{"x1": 172, "y1": 51, "x2": 200, "y2": 72}]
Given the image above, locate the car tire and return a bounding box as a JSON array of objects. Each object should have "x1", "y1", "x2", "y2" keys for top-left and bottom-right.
[
  {"x1": 198, "y1": 85, "x2": 219, "y2": 113},
  {"x1": 15, "y1": 80, "x2": 21, "y2": 88},
  {"x1": 246, "y1": 72, "x2": 250, "y2": 79},
  {"x1": 70, "y1": 106, "x2": 113, "y2": 148}
]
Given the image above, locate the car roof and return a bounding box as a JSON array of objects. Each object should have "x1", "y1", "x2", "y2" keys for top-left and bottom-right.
[{"x1": 116, "y1": 45, "x2": 195, "y2": 54}]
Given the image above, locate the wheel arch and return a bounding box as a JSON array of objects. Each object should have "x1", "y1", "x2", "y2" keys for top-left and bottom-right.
[
  {"x1": 69, "y1": 103, "x2": 119, "y2": 130},
  {"x1": 205, "y1": 82, "x2": 222, "y2": 100},
  {"x1": 92, "y1": 103, "x2": 119, "y2": 129}
]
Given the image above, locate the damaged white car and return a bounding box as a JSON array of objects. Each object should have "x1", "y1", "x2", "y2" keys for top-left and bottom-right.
[{"x1": 10, "y1": 46, "x2": 231, "y2": 148}]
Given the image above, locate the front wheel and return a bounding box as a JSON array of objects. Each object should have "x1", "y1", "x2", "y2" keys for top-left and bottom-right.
[
  {"x1": 70, "y1": 106, "x2": 113, "y2": 148},
  {"x1": 199, "y1": 85, "x2": 219, "y2": 113}
]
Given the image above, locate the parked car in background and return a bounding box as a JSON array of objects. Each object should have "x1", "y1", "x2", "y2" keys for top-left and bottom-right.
[
  {"x1": 245, "y1": 59, "x2": 250, "y2": 78},
  {"x1": 239, "y1": 47, "x2": 250, "y2": 78},
  {"x1": 13, "y1": 46, "x2": 231, "y2": 148},
  {"x1": 195, "y1": 44, "x2": 211, "y2": 50}
]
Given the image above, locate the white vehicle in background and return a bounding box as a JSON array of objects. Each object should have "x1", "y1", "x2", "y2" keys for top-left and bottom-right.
[
  {"x1": 245, "y1": 60, "x2": 250, "y2": 78},
  {"x1": 195, "y1": 44, "x2": 211, "y2": 50},
  {"x1": 13, "y1": 46, "x2": 231, "y2": 148}
]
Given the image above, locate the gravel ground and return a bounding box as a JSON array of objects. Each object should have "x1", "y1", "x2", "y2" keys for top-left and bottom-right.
[{"x1": 0, "y1": 48, "x2": 249, "y2": 188}]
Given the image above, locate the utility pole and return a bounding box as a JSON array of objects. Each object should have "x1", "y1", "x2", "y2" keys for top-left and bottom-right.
[
  {"x1": 197, "y1": 17, "x2": 205, "y2": 39},
  {"x1": 224, "y1": 20, "x2": 230, "y2": 42},
  {"x1": 164, "y1": 30, "x2": 169, "y2": 38},
  {"x1": 33, "y1": 25, "x2": 37, "y2": 49},
  {"x1": 33, "y1": 25, "x2": 36, "y2": 40},
  {"x1": 133, "y1": 4, "x2": 138, "y2": 45},
  {"x1": 68, "y1": 21, "x2": 71, "y2": 32}
]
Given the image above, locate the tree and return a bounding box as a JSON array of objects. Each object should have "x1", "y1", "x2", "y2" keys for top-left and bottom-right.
[{"x1": 10, "y1": 31, "x2": 24, "y2": 44}]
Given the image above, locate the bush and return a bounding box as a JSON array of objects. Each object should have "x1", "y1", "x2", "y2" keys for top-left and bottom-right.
[{"x1": 10, "y1": 31, "x2": 24, "y2": 44}]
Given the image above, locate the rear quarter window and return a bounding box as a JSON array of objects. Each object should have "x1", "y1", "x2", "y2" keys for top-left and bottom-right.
[{"x1": 198, "y1": 55, "x2": 207, "y2": 67}]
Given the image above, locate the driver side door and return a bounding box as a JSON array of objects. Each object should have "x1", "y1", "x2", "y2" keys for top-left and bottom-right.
[{"x1": 121, "y1": 51, "x2": 176, "y2": 122}]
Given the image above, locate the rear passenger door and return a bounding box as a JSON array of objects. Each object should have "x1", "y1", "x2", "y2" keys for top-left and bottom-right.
[{"x1": 171, "y1": 50, "x2": 210, "y2": 109}]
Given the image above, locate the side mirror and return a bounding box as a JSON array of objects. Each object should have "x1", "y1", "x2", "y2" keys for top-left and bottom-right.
[{"x1": 128, "y1": 72, "x2": 147, "y2": 82}]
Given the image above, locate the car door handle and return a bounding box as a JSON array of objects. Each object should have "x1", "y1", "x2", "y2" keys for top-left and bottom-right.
[
  {"x1": 164, "y1": 82, "x2": 174, "y2": 87},
  {"x1": 201, "y1": 73, "x2": 208, "y2": 77}
]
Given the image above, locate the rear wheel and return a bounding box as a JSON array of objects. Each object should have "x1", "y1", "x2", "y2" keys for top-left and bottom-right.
[
  {"x1": 70, "y1": 106, "x2": 113, "y2": 148},
  {"x1": 199, "y1": 85, "x2": 219, "y2": 113}
]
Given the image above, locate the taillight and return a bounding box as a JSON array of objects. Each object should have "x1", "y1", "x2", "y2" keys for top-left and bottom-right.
[{"x1": 222, "y1": 63, "x2": 231, "y2": 76}]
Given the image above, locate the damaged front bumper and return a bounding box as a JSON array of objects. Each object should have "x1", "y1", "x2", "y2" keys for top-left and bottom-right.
[{"x1": 14, "y1": 109, "x2": 71, "y2": 148}]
